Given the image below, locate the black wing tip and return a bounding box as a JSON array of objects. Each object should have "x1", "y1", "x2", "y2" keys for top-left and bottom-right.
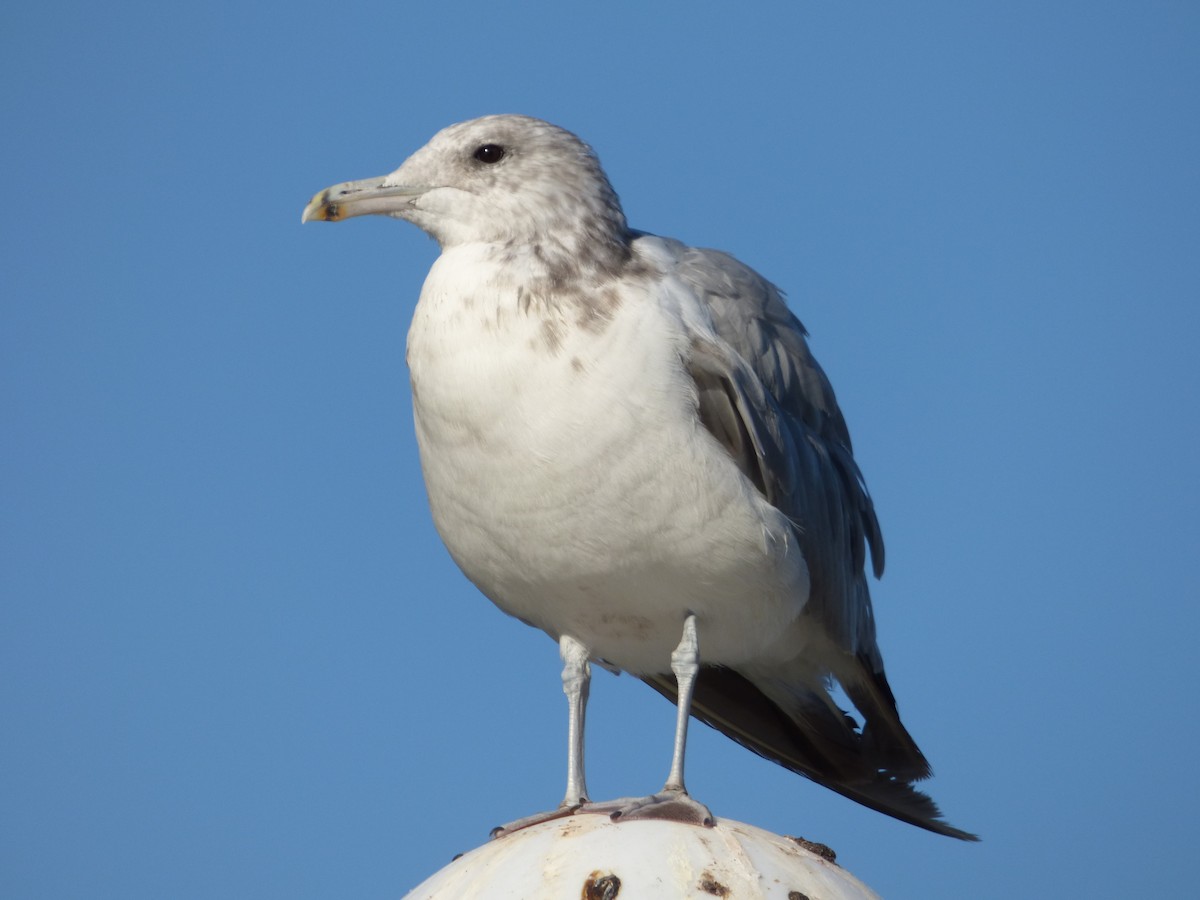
[
  {"x1": 945, "y1": 825, "x2": 982, "y2": 842},
  {"x1": 912, "y1": 811, "x2": 980, "y2": 842},
  {"x1": 640, "y1": 667, "x2": 979, "y2": 841},
  {"x1": 807, "y1": 767, "x2": 980, "y2": 842}
]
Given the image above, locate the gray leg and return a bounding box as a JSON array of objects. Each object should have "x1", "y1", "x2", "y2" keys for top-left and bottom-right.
[
  {"x1": 663, "y1": 614, "x2": 699, "y2": 792},
  {"x1": 491, "y1": 634, "x2": 591, "y2": 838},
  {"x1": 560, "y1": 633, "x2": 591, "y2": 806},
  {"x1": 582, "y1": 614, "x2": 713, "y2": 828}
]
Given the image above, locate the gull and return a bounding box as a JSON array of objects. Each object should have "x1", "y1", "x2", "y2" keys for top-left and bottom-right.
[{"x1": 303, "y1": 114, "x2": 975, "y2": 841}]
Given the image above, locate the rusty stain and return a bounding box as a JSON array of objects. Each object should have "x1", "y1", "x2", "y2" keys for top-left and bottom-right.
[
  {"x1": 786, "y1": 835, "x2": 837, "y2": 864},
  {"x1": 582, "y1": 870, "x2": 621, "y2": 900},
  {"x1": 787, "y1": 892, "x2": 810, "y2": 900},
  {"x1": 698, "y1": 872, "x2": 730, "y2": 896}
]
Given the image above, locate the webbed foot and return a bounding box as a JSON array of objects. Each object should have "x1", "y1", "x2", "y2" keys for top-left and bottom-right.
[{"x1": 581, "y1": 789, "x2": 714, "y2": 827}]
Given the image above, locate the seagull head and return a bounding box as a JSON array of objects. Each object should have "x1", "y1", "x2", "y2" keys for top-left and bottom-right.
[{"x1": 303, "y1": 115, "x2": 630, "y2": 256}]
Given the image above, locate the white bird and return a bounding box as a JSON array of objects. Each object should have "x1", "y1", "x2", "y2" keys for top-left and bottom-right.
[{"x1": 303, "y1": 115, "x2": 975, "y2": 841}]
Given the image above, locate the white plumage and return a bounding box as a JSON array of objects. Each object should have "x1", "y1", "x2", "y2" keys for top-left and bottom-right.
[{"x1": 408, "y1": 240, "x2": 809, "y2": 675}]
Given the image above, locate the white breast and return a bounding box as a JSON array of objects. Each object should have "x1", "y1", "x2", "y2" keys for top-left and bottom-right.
[{"x1": 405, "y1": 245, "x2": 810, "y2": 674}]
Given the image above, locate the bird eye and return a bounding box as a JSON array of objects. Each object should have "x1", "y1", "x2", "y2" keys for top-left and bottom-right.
[{"x1": 473, "y1": 143, "x2": 505, "y2": 164}]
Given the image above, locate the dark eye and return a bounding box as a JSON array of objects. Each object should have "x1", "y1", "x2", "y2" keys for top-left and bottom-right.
[{"x1": 473, "y1": 143, "x2": 505, "y2": 164}]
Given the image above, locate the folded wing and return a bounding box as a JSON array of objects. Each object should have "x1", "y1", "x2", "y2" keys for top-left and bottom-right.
[{"x1": 640, "y1": 238, "x2": 975, "y2": 840}]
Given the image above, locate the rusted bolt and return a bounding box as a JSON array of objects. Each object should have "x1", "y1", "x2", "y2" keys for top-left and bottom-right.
[{"x1": 582, "y1": 870, "x2": 621, "y2": 900}]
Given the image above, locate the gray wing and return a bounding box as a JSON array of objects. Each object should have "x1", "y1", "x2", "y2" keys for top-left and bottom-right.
[
  {"x1": 673, "y1": 242, "x2": 884, "y2": 656},
  {"x1": 636, "y1": 238, "x2": 976, "y2": 840}
]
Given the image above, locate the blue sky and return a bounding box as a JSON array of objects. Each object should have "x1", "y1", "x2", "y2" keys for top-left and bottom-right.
[{"x1": 3, "y1": 2, "x2": 1198, "y2": 897}]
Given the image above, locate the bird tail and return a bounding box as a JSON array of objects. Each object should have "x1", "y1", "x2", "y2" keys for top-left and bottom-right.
[{"x1": 640, "y1": 659, "x2": 978, "y2": 841}]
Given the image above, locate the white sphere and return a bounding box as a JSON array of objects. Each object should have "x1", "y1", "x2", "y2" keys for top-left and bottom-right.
[{"x1": 405, "y1": 813, "x2": 880, "y2": 899}]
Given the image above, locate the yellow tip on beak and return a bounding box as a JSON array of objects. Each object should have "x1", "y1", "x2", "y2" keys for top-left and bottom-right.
[
  {"x1": 301, "y1": 176, "x2": 425, "y2": 225},
  {"x1": 301, "y1": 189, "x2": 340, "y2": 223}
]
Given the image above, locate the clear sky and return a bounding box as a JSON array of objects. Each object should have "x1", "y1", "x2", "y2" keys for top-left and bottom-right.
[{"x1": 3, "y1": 2, "x2": 1198, "y2": 897}]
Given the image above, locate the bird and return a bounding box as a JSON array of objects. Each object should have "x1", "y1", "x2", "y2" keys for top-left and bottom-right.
[{"x1": 302, "y1": 114, "x2": 975, "y2": 841}]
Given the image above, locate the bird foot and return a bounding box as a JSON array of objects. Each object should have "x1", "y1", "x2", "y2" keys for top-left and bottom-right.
[
  {"x1": 491, "y1": 791, "x2": 715, "y2": 839},
  {"x1": 490, "y1": 802, "x2": 583, "y2": 839},
  {"x1": 580, "y1": 789, "x2": 715, "y2": 827}
]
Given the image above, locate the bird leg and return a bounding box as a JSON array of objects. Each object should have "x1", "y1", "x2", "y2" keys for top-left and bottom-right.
[
  {"x1": 581, "y1": 615, "x2": 714, "y2": 828},
  {"x1": 664, "y1": 613, "x2": 699, "y2": 793},
  {"x1": 560, "y1": 633, "x2": 592, "y2": 807},
  {"x1": 491, "y1": 634, "x2": 591, "y2": 838}
]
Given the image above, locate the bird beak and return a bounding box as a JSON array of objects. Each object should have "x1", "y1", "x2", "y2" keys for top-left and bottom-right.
[{"x1": 301, "y1": 176, "x2": 428, "y2": 223}]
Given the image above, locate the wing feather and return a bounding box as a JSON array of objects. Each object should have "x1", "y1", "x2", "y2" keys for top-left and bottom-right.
[
  {"x1": 633, "y1": 236, "x2": 973, "y2": 839},
  {"x1": 673, "y1": 243, "x2": 882, "y2": 651}
]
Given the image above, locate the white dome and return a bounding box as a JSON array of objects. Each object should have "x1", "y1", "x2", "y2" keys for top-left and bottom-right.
[{"x1": 405, "y1": 813, "x2": 880, "y2": 899}]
